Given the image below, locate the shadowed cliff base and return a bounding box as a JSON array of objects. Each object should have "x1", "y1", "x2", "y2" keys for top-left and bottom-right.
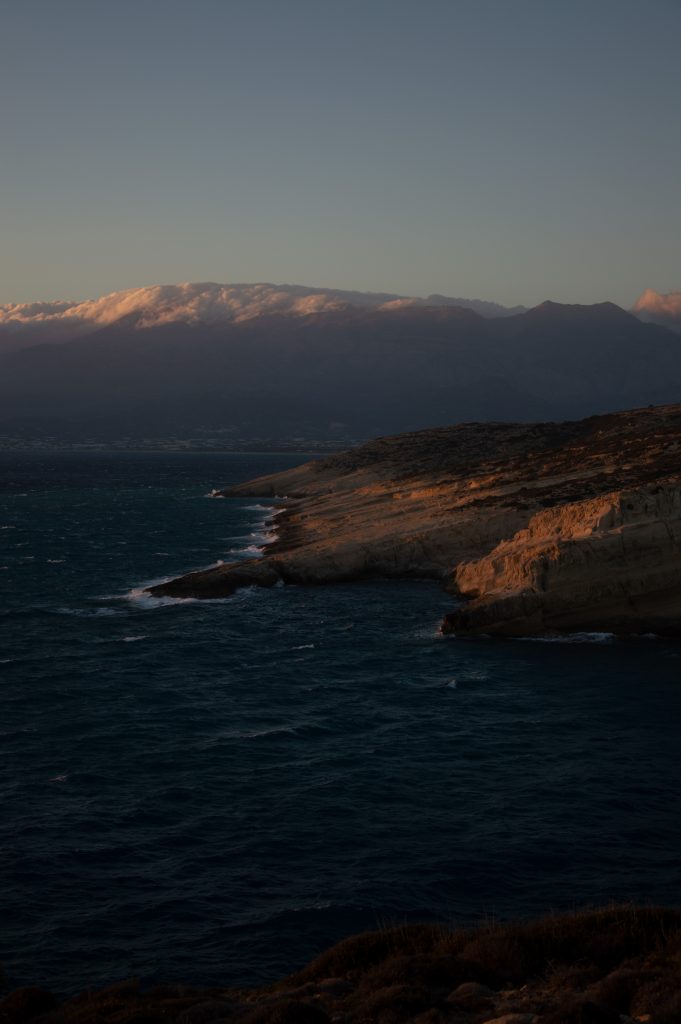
[
  {"x1": 5, "y1": 906, "x2": 681, "y2": 1022},
  {"x1": 149, "y1": 403, "x2": 681, "y2": 637}
]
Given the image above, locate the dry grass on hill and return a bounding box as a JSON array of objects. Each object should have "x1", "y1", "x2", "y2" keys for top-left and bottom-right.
[{"x1": 3, "y1": 906, "x2": 681, "y2": 1023}]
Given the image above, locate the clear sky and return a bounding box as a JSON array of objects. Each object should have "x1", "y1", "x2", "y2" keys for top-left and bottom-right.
[{"x1": 2, "y1": 0, "x2": 680, "y2": 307}]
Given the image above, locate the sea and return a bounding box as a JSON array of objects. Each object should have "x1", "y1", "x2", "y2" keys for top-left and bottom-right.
[{"x1": 2, "y1": 451, "x2": 681, "y2": 996}]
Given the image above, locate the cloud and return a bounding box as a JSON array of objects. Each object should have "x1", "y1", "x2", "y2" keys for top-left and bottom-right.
[
  {"x1": 632, "y1": 288, "x2": 681, "y2": 327},
  {"x1": 0, "y1": 282, "x2": 377, "y2": 332},
  {"x1": 0, "y1": 282, "x2": 526, "y2": 354}
]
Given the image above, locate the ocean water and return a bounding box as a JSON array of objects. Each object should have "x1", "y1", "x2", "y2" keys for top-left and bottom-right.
[{"x1": 2, "y1": 451, "x2": 681, "y2": 996}]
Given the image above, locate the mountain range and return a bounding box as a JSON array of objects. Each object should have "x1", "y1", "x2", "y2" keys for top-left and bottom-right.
[{"x1": 1, "y1": 282, "x2": 680, "y2": 443}]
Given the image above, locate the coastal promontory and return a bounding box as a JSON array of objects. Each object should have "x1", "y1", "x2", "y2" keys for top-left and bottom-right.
[{"x1": 149, "y1": 404, "x2": 681, "y2": 637}]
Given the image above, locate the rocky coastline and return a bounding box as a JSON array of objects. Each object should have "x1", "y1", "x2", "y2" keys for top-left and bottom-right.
[{"x1": 149, "y1": 404, "x2": 681, "y2": 638}]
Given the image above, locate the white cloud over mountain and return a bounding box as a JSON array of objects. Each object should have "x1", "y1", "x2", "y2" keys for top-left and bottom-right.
[
  {"x1": 632, "y1": 289, "x2": 681, "y2": 330},
  {"x1": 0, "y1": 282, "x2": 523, "y2": 342},
  {"x1": 0, "y1": 283, "x2": 355, "y2": 330},
  {"x1": 3, "y1": 282, "x2": 678, "y2": 355}
]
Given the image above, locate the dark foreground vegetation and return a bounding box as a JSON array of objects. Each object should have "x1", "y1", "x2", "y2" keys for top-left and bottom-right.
[{"x1": 3, "y1": 906, "x2": 681, "y2": 1023}]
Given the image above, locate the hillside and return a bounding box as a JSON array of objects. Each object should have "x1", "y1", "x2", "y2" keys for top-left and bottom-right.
[{"x1": 3, "y1": 906, "x2": 681, "y2": 1022}]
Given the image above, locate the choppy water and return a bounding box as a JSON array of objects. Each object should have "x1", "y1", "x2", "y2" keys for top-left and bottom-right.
[{"x1": 1, "y1": 451, "x2": 681, "y2": 996}]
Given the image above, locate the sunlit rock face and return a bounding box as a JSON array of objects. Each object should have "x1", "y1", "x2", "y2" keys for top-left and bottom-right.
[
  {"x1": 632, "y1": 288, "x2": 681, "y2": 332},
  {"x1": 445, "y1": 483, "x2": 681, "y2": 636},
  {"x1": 151, "y1": 403, "x2": 681, "y2": 637}
]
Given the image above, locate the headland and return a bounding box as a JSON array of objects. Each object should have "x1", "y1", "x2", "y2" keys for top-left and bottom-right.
[{"x1": 149, "y1": 404, "x2": 681, "y2": 637}]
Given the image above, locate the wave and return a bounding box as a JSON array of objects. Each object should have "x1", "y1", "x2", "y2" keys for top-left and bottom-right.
[
  {"x1": 251, "y1": 529, "x2": 278, "y2": 545},
  {"x1": 123, "y1": 499, "x2": 280, "y2": 606},
  {"x1": 226, "y1": 507, "x2": 280, "y2": 558},
  {"x1": 235, "y1": 719, "x2": 331, "y2": 739},
  {"x1": 238, "y1": 725, "x2": 297, "y2": 739},
  {"x1": 56, "y1": 606, "x2": 121, "y2": 618},
  {"x1": 229, "y1": 543, "x2": 264, "y2": 557},
  {"x1": 124, "y1": 585, "x2": 197, "y2": 609}
]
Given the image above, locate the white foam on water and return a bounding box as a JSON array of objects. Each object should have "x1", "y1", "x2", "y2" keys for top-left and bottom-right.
[
  {"x1": 125, "y1": 585, "x2": 197, "y2": 609},
  {"x1": 122, "y1": 635, "x2": 148, "y2": 642},
  {"x1": 123, "y1": 499, "x2": 282, "y2": 608},
  {"x1": 47, "y1": 558, "x2": 65, "y2": 564},
  {"x1": 292, "y1": 643, "x2": 315, "y2": 650},
  {"x1": 229, "y1": 543, "x2": 264, "y2": 556},
  {"x1": 412, "y1": 623, "x2": 449, "y2": 641},
  {"x1": 56, "y1": 606, "x2": 121, "y2": 618},
  {"x1": 48, "y1": 774, "x2": 68, "y2": 783},
  {"x1": 0, "y1": 525, "x2": 16, "y2": 530}
]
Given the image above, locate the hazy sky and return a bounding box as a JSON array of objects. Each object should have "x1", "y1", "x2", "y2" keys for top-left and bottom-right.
[{"x1": 2, "y1": 0, "x2": 680, "y2": 307}]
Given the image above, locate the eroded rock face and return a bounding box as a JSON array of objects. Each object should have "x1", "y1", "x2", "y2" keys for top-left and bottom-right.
[
  {"x1": 443, "y1": 483, "x2": 681, "y2": 636},
  {"x1": 149, "y1": 404, "x2": 681, "y2": 636}
]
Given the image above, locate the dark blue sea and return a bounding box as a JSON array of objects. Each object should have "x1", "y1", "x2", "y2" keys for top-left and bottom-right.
[{"x1": 2, "y1": 451, "x2": 681, "y2": 996}]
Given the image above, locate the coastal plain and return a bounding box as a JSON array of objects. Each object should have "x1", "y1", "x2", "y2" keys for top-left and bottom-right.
[{"x1": 151, "y1": 403, "x2": 681, "y2": 637}]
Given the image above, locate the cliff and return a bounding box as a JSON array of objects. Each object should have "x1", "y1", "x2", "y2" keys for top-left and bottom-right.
[
  {"x1": 444, "y1": 482, "x2": 681, "y2": 636},
  {"x1": 149, "y1": 404, "x2": 681, "y2": 637}
]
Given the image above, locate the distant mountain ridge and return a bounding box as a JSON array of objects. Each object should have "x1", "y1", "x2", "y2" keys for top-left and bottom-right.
[
  {"x1": 0, "y1": 282, "x2": 526, "y2": 354},
  {"x1": 1, "y1": 282, "x2": 680, "y2": 444}
]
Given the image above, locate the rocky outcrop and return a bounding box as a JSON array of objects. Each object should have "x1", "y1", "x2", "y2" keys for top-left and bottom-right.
[
  {"x1": 443, "y1": 482, "x2": 681, "y2": 636},
  {"x1": 150, "y1": 404, "x2": 681, "y2": 636},
  {"x1": 149, "y1": 557, "x2": 281, "y2": 599}
]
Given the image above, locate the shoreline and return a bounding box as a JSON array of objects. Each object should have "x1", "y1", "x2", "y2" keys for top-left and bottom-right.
[{"x1": 148, "y1": 405, "x2": 681, "y2": 638}]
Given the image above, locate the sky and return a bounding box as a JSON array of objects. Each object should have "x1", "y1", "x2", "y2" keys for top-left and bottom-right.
[{"x1": 2, "y1": 0, "x2": 680, "y2": 308}]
